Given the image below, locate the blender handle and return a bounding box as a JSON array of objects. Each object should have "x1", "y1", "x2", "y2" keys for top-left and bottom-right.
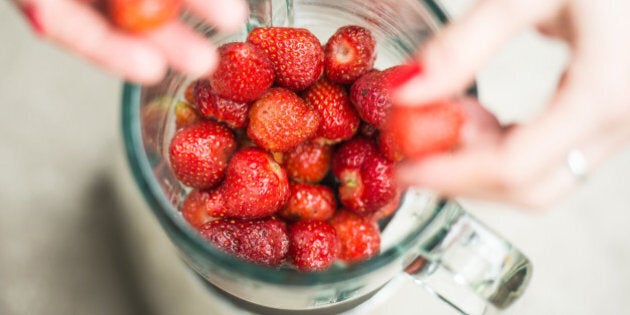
[{"x1": 403, "y1": 200, "x2": 532, "y2": 315}]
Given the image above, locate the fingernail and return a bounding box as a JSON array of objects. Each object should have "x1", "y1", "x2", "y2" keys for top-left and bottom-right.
[
  {"x1": 19, "y1": 3, "x2": 46, "y2": 36},
  {"x1": 389, "y1": 62, "x2": 423, "y2": 90}
]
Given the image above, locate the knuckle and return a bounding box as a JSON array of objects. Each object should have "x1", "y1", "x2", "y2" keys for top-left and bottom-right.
[
  {"x1": 492, "y1": 164, "x2": 562, "y2": 212},
  {"x1": 588, "y1": 89, "x2": 630, "y2": 131},
  {"x1": 515, "y1": 194, "x2": 554, "y2": 211},
  {"x1": 492, "y1": 160, "x2": 531, "y2": 195}
]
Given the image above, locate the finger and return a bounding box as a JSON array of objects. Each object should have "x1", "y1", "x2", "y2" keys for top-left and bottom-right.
[
  {"x1": 396, "y1": 98, "x2": 505, "y2": 197},
  {"x1": 536, "y1": 6, "x2": 574, "y2": 41},
  {"x1": 395, "y1": 133, "x2": 586, "y2": 208},
  {"x1": 185, "y1": 0, "x2": 248, "y2": 32},
  {"x1": 397, "y1": 148, "x2": 501, "y2": 199},
  {"x1": 396, "y1": 71, "x2": 598, "y2": 204},
  {"x1": 502, "y1": 118, "x2": 630, "y2": 209},
  {"x1": 145, "y1": 21, "x2": 218, "y2": 77},
  {"x1": 457, "y1": 97, "x2": 503, "y2": 146},
  {"x1": 394, "y1": 0, "x2": 563, "y2": 106},
  {"x1": 31, "y1": 0, "x2": 167, "y2": 84},
  {"x1": 509, "y1": 166, "x2": 575, "y2": 209}
]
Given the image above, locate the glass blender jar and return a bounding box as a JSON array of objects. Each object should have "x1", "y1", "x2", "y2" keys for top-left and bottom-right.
[{"x1": 121, "y1": 0, "x2": 532, "y2": 314}]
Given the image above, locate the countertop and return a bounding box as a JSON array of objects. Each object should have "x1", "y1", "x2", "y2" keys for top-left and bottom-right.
[{"x1": 1, "y1": 0, "x2": 629, "y2": 314}]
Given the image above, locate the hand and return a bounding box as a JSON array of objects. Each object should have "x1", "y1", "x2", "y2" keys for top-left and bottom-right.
[
  {"x1": 13, "y1": 0, "x2": 248, "y2": 84},
  {"x1": 394, "y1": 0, "x2": 630, "y2": 208}
]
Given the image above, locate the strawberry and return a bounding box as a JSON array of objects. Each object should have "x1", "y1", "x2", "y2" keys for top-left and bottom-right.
[
  {"x1": 324, "y1": 25, "x2": 377, "y2": 85},
  {"x1": 181, "y1": 188, "x2": 227, "y2": 228},
  {"x1": 350, "y1": 70, "x2": 387, "y2": 128},
  {"x1": 199, "y1": 217, "x2": 289, "y2": 267},
  {"x1": 247, "y1": 88, "x2": 320, "y2": 152},
  {"x1": 383, "y1": 99, "x2": 465, "y2": 158},
  {"x1": 302, "y1": 79, "x2": 360, "y2": 144},
  {"x1": 184, "y1": 80, "x2": 197, "y2": 104},
  {"x1": 350, "y1": 64, "x2": 419, "y2": 129},
  {"x1": 279, "y1": 183, "x2": 337, "y2": 221},
  {"x1": 211, "y1": 42, "x2": 275, "y2": 102},
  {"x1": 220, "y1": 148, "x2": 290, "y2": 218},
  {"x1": 371, "y1": 188, "x2": 402, "y2": 222},
  {"x1": 330, "y1": 209, "x2": 381, "y2": 263},
  {"x1": 331, "y1": 137, "x2": 376, "y2": 178},
  {"x1": 284, "y1": 140, "x2": 332, "y2": 183},
  {"x1": 288, "y1": 220, "x2": 339, "y2": 272},
  {"x1": 108, "y1": 0, "x2": 181, "y2": 33},
  {"x1": 332, "y1": 137, "x2": 397, "y2": 216},
  {"x1": 192, "y1": 79, "x2": 249, "y2": 129},
  {"x1": 174, "y1": 101, "x2": 202, "y2": 130},
  {"x1": 247, "y1": 27, "x2": 324, "y2": 91},
  {"x1": 169, "y1": 120, "x2": 237, "y2": 189},
  {"x1": 377, "y1": 130, "x2": 405, "y2": 162}
]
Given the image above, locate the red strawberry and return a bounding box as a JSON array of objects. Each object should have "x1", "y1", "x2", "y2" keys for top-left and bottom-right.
[
  {"x1": 284, "y1": 140, "x2": 332, "y2": 183},
  {"x1": 169, "y1": 121, "x2": 237, "y2": 189},
  {"x1": 377, "y1": 130, "x2": 405, "y2": 162},
  {"x1": 302, "y1": 79, "x2": 360, "y2": 143},
  {"x1": 371, "y1": 188, "x2": 402, "y2": 222},
  {"x1": 350, "y1": 64, "x2": 419, "y2": 129},
  {"x1": 383, "y1": 99, "x2": 465, "y2": 158},
  {"x1": 199, "y1": 217, "x2": 289, "y2": 267},
  {"x1": 184, "y1": 80, "x2": 197, "y2": 104},
  {"x1": 288, "y1": 220, "x2": 339, "y2": 272},
  {"x1": 331, "y1": 137, "x2": 376, "y2": 178},
  {"x1": 324, "y1": 25, "x2": 377, "y2": 85},
  {"x1": 192, "y1": 79, "x2": 249, "y2": 129},
  {"x1": 175, "y1": 101, "x2": 202, "y2": 130},
  {"x1": 332, "y1": 137, "x2": 397, "y2": 216},
  {"x1": 247, "y1": 88, "x2": 320, "y2": 152},
  {"x1": 330, "y1": 209, "x2": 381, "y2": 263},
  {"x1": 108, "y1": 0, "x2": 181, "y2": 33},
  {"x1": 350, "y1": 70, "x2": 387, "y2": 128},
  {"x1": 220, "y1": 148, "x2": 290, "y2": 218},
  {"x1": 279, "y1": 183, "x2": 337, "y2": 221},
  {"x1": 247, "y1": 27, "x2": 324, "y2": 91},
  {"x1": 211, "y1": 42, "x2": 275, "y2": 102},
  {"x1": 181, "y1": 188, "x2": 227, "y2": 228}
]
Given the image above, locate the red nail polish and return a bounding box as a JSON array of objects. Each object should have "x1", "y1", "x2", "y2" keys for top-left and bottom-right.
[
  {"x1": 20, "y1": 3, "x2": 45, "y2": 36},
  {"x1": 388, "y1": 62, "x2": 423, "y2": 89}
]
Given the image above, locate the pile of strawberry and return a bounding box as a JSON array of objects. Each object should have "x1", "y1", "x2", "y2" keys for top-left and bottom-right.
[{"x1": 168, "y1": 25, "x2": 465, "y2": 272}]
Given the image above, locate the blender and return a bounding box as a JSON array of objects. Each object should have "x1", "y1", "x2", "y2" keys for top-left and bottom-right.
[{"x1": 121, "y1": 0, "x2": 532, "y2": 314}]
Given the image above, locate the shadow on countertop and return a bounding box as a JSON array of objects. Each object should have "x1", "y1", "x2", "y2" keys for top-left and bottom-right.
[
  {"x1": 79, "y1": 170, "x2": 156, "y2": 315},
  {"x1": 0, "y1": 168, "x2": 157, "y2": 315}
]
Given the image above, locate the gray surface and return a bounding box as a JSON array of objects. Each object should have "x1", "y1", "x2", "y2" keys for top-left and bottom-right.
[{"x1": 1, "y1": 1, "x2": 630, "y2": 314}]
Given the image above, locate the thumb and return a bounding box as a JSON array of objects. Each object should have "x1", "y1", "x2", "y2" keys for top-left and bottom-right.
[{"x1": 394, "y1": 0, "x2": 560, "y2": 106}]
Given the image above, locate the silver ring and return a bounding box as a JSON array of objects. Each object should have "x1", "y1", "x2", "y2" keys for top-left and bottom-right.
[{"x1": 566, "y1": 149, "x2": 588, "y2": 181}]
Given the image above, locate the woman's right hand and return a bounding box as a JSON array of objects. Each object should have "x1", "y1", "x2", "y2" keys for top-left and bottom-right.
[{"x1": 394, "y1": 0, "x2": 630, "y2": 208}]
